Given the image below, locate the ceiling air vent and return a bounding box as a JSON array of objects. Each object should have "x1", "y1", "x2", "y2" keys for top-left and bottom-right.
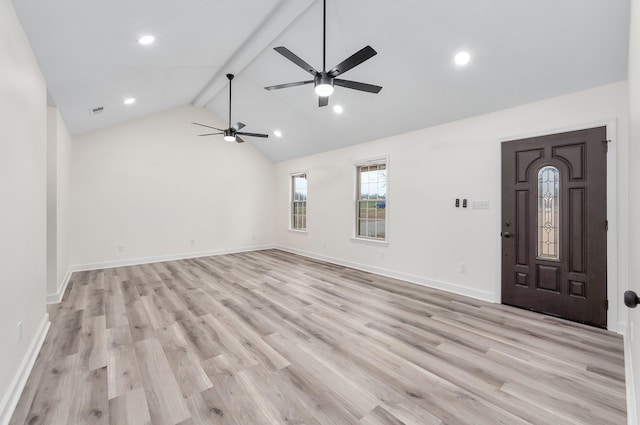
[{"x1": 90, "y1": 106, "x2": 104, "y2": 115}]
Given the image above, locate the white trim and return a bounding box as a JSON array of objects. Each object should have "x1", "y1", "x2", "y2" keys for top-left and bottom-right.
[
  {"x1": 0, "y1": 313, "x2": 50, "y2": 425},
  {"x1": 276, "y1": 245, "x2": 495, "y2": 303},
  {"x1": 47, "y1": 267, "x2": 73, "y2": 304},
  {"x1": 496, "y1": 119, "x2": 620, "y2": 331},
  {"x1": 350, "y1": 237, "x2": 389, "y2": 247},
  {"x1": 353, "y1": 155, "x2": 388, "y2": 167},
  {"x1": 621, "y1": 322, "x2": 638, "y2": 425},
  {"x1": 353, "y1": 155, "x2": 390, "y2": 243},
  {"x1": 289, "y1": 171, "x2": 309, "y2": 232},
  {"x1": 71, "y1": 244, "x2": 275, "y2": 272},
  {"x1": 289, "y1": 169, "x2": 309, "y2": 177},
  {"x1": 605, "y1": 120, "x2": 619, "y2": 332}
]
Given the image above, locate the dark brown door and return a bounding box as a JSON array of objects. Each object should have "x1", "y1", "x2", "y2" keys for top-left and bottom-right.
[{"x1": 501, "y1": 127, "x2": 607, "y2": 327}]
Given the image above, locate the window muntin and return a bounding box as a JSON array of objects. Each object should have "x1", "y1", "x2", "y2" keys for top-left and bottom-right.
[
  {"x1": 356, "y1": 163, "x2": 387, "y2": 240},
  {"x1": 537, "y1": 165, "x2": 560, "y2": 259},
  {"x1": 291, "y1": 173, "x2": 307, "y2": 230}
]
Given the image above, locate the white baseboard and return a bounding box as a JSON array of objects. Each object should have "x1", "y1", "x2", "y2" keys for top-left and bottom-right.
[
  {"x1": 622, "y1": 322, "x2": 638, "y2": 425},
  {"x1": 71, "y1": 244, "x2": 276, "y2": 272},
  {"x1": 275, "y1": 245, "x2": 496, "y2": 303},
  {"x1": 0, "y1": 313, "x2": 50, "y2": 425},
  {"x1": 47, "y1": 268, "x2": 73, "y2": 304}
]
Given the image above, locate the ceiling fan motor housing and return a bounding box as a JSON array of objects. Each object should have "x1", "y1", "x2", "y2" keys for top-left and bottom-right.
[{"x1": 315, "y1": 74, "x2": 333, "y2": 88}]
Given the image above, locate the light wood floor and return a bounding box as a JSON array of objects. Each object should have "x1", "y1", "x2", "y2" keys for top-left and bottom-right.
[{"x1": 10, "y1": 249, "x2": 626, "y2": 425}]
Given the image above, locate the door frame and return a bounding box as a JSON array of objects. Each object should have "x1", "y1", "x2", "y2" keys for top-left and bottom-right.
[{"x1": 495, "y1": 119, "x2": 619, "y2": 332}]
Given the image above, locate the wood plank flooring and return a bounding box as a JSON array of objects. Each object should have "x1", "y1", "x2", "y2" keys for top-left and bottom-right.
[{"x1": 10, "y1": 249, "x2": 626, "y2": 424}]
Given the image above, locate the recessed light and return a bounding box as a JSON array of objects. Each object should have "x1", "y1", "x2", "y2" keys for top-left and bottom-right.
[
  {"x1": 123, "y1": 98, "x2": 136, "y2": 105},
  {"x1": 137, "y1": 35, "x2": 155, "y2": 45},
  {"x1": 333, "y1": 105, "x2": 343, "y2": 114},
  {"x1": 454, "y1": 51, "x2": 471, "y2": 66},
  {"x1": 274, "y1": 130, "x2": 283, "y2": 138}
]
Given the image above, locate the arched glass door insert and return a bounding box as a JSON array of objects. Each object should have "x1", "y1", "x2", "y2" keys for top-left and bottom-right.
[{"x1": 538, "y1": 166, "x2": 560, "y2": 259}]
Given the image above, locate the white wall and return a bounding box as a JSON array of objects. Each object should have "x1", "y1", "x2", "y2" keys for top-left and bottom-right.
[
  {"x1": 0, "y1": 0, "x2": 49, "y2": 421},
  {"x1": 45, "y1": 106, "x2": 72, "y2": 302},
  {"x1": 71, "y1": 105, "x2": 275, "y2": 269},
  {"x1": 626, "y1": 0, "x2": 640, "y2": 422},
  {"x1": 275, "y1": 82, "x2": 629, "y2": 327},
  {"x1": 46, "y1": 107, "x2": 58, "y2": 298},
  {"x1": 57, "y1": 109, "x2": 72, "y2": 290}
]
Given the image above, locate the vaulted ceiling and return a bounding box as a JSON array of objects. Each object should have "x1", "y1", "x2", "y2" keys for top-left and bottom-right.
[{"x1": 13, "y1": 0, "x2": 630, "y2": 162}]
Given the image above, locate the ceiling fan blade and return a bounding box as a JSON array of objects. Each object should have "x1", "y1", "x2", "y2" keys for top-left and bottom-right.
[
  {"x1": 274, "y1": 46, "x2": 318, "y2": 75},
  {"x1": 328, "y1": 45, "x2": 377, "y2": 77},
  {"x1": 235, "y1": 136, "x2": 246, "y2": 144},
  {"x1": 237, "y1": 131, "x2": 269, "y2": 138},
  {"x1": 265, "y1": 80, "x2": 314, "y2": 91},
  {"x1": 231, "y1": 122, "x2": 246, "y2": 131},
  {"x1": 198, "y1": 133, "x2": 224, "y2": 136},
  {"x1": 334, "y1": 79, "x2": 382, "y2": 93},
  {"x1": 192, "y1": 122, "x2": 224, "y2": 131},
  {"x1": 319, "y1": 96, "x2": 329, "y2": 107}
]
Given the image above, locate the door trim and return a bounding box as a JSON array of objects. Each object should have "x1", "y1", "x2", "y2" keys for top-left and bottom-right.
[{"x1": 496, "y1": 119, "x2": 619, "y2": 332}]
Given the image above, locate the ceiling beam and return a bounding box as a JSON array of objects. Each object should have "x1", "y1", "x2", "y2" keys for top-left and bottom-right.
[{"x1": 191, "y1": 0, "x2": 316, "y2": 108}]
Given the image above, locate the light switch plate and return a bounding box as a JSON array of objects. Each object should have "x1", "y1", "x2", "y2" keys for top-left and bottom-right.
[{"x1": 471, "y1": 200, "x2": 490, "y2": 209}]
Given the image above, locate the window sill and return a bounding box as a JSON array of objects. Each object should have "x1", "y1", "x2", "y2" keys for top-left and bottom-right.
[
  {"x1": 351, "y1": 237, "x2": 389, "y2": 246},
  {"x1": 288, "y1": 229, "x2": 308, "y2": 234}
]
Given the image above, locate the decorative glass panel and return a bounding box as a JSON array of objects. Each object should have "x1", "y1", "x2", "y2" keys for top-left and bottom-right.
[{"x1": 537, "y1": 166, "x2": 560, "y2": 259}]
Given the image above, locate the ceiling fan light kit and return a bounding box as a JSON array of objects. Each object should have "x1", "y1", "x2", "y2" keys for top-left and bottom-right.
[
  {"x1": 264, "y1": 0, "x2": 382, "y2": 107},
  {"x1": 314, "y1": 83, "x2": 334, "y2": 97}
]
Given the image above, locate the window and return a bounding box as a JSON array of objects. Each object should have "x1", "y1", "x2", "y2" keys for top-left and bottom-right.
[
  {"x1": 356, "y1": 161, "x2": 387, "y2": 240},
  {"x1": 537, "y1": 165, "x2": 560, "y2": 259},
  {"x1": 291, "y1": 173, "x2": 307, "y2": 230}
]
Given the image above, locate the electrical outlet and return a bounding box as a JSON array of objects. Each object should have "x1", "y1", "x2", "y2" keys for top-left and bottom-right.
[
  {"x1": 190, "y1": 239, "x2": 195, "y2": 246},
  {"x1": 380, "y1": 251, "x2": 386, "y2": 259},
  {"x1": 459, "y1": 263, "x2": 467, "y2": 274},
  {"x1": 17, "y1": 321, "x2": 22, "y2": 343},
  {"x1": 118, "y1": 245, "x2": 124, "y2": 252}
]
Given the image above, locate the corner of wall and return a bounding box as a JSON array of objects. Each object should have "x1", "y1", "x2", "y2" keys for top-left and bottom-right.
[{"x1": 47, "y1": 268, "x2": 73, "y2": 305}]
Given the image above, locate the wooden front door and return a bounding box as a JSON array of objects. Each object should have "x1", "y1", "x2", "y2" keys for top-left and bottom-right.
[{"x1": 501, "y1": 127, "x2": 607, "y2": 327}]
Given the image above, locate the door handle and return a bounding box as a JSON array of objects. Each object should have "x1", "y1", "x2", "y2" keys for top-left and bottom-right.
[
  {"x1": 502, "y1": 232, "x2": 511, "y2": 238},
  {"x1": 624, "y1": 291, "x2": 639, "y2": 308}
]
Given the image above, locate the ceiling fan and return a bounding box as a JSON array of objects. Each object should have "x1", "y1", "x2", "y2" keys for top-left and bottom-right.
[
  {"x1": 192, "y1": 74, "x2": 269, "y2": 143},
  {"x1": 264, "y1": 0, "x2": 382, "y2": 107}
]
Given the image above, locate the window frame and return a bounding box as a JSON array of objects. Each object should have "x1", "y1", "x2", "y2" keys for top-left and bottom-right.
[
  {"x1": 353, "y1": 156, "x2": 389, "y2": 244},
  {"x1": 289, "y1": 171, "x2": 308, "y2": 232}
]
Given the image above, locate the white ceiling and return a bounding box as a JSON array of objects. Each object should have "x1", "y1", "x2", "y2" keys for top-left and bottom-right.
[{"x1": 13, "y1": 0, "x2": 630, "y2": 162}]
